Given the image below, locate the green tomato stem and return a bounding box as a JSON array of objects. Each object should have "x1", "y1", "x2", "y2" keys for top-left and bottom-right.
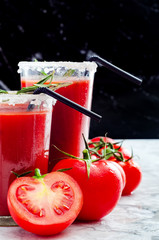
[
  {"x1": 33, "y1": 168, "x2": 47, "y2": 179},
  {"x1": 82, "y1": 149, "x2": 92, "y2": 178},
  {"x1": 82, "y1": 149, "x2": 91, "y2": 160},
  {"x1": 34, "y1": 168, "x2": 42, "y2": 177}
]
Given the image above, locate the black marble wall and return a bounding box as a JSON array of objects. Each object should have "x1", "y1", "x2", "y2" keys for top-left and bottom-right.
[{"x1": 0, "y1": 0, "x2": 159, "y2": 138}]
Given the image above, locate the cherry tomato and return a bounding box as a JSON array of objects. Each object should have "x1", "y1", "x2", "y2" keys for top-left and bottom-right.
[
  {"x1": 89, "y1": 137, "x2": 126, "y2": 189},
  {"x1": 117, "y1": 150, "x2": 142, "y2": 195},
  {"x1": 7, "y1": 169, "x2": 83, "y2": 235},
  {"x1": 89, "y1": 136, "x2": 142, "y2": 195},
  {"x1": 89, "y1": 136, "x2": 114, "y2": 151},
  {"x1": 53, "y1": 149, "x2": 123, "y2": 221}
]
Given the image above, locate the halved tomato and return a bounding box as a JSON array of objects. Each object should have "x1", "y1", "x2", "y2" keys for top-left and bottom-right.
[{"x1": 7, "y1": 170, "x2": 83, "y2": 235}]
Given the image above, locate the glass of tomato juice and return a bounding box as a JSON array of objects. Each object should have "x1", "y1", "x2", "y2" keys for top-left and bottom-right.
[
  {"x1": 0, "y1": 92, "x2": 55, "y2": 216},
  {"x1": 18, "y1": 61, "x2": 97, "y2": 171}
]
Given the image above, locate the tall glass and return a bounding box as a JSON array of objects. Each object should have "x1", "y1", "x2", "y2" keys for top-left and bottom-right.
[
  {"x1": 18, "y1": 61, "x2": 97, "y2": 170},
  {"x1": 0, "y1": 92, "x2": 55, "y2": 216}
]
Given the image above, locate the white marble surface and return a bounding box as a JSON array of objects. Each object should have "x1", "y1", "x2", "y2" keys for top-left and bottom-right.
[{"x1": 0, "y1": 140, "x2": 159, "y2": 240}]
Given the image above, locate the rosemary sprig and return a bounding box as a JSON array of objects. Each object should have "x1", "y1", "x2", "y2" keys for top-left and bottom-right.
[
  {"x1": 63, "y1": 69, "x2": 75, "y2": 76},
  {"x1": 17, "y1": 68, "x2": 75, "y2": 95},
  {"x1": 17, "y1": 72, "x2": 54, "y2": 94},
  {"x1": 0, "y1": 89, "x2": 8, "y2": 94}
]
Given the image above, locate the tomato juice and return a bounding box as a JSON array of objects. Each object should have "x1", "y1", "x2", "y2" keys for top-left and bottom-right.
[
  {"x1": 21, "y1": 77, "x2": 93, "y2": 170},
  {"x1": 49, "y1": 78, "x2": 93, "y2": 169},
  {"x1": 19, "y1": 61, "x2": 97, "y2": 171},
  {"x1": 0, "y1": 93, "x2": 54, "y2": 215}
]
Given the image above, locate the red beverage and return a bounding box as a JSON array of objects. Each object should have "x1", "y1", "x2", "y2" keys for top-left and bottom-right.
[
  {"x1": 0, "y1": 93, "x2": 54, "y2": 215},
  {"x1": 49, "y1": 78, "x2": 93, "y2": 169},
  {"x1": 19, "y1": 61, "x2": 97, "y2": 171}
]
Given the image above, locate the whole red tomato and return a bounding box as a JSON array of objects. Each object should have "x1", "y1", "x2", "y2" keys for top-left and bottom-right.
[
  {"x1": 89, "y1": 136, "x2": 142, "y2": 195},
  {"x1": 53, "y1": 149, "x2": 123, "y2": 221},
  {"x1": 115, "y1": 149, "x2": 142, "y2": 195},
  {"x1": 89, "y1": 136, "x2": 121, "y2": 152},
  {"x1": 7, "y1": 169, "x2": 83, "y2": 235},
  {"x1": 117, "y1": 159, "x2": 142, "y2": 195}
]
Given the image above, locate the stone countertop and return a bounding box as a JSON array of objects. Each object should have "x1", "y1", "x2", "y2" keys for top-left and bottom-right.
[{"x1": 0, "y1": 139, "x2": 158, "y2": 240}]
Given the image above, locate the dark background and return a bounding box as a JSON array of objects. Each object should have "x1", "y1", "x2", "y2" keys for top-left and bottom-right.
[{"x1": 0, "y1": 0, "x2": 159, "y2": 139}]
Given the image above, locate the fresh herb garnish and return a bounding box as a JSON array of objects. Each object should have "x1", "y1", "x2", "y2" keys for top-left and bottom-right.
[
  {"x1": 0, "y1": 89, "x2": 8, "y2": 94},
  {"x1": 17, "y1": 72, "x2": 55, "y2": 94},
  {"x1": 17, "y1": 67, "x2": 75, "y2": 95},
  {"x1": 2, "y1": 99, "x2": 10, "y2": 102},
  {"x1": 63, "y1": 69, "x2": 75, "y2": 77}
]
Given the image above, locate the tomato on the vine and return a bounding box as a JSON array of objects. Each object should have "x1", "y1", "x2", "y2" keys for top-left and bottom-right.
[
  {"x1": 53, "y1": 149, "x2": 124, "y2": 221},
  {"x1": 7, "y1": 169, "x2": 83, "y2": 236},
  {"x1": 89, "y1": 136, "x2": 142, "y2": 195},
  {"x1": 114, "y1": 148, "x2": 142, "y2": 195},
  {"x1": 117, "y1": 158, "x2": 142, "y2": 195}
]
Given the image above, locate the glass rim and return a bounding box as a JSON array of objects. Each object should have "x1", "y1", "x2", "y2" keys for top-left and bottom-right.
[
  {"x1": 0, "y1": 92, "x2": 56, "y2": 106},
  {"x1": 18, "y1": 61, "x2": 98, "y2": 72}
]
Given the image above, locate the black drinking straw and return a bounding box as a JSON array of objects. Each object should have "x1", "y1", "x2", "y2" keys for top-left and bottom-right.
[
  {"x1": 88, "y1": 55, "x2": 142, "y2": 86},
  {"x1": 33, "y1": 87, "x2": 102, "y2": 122}
]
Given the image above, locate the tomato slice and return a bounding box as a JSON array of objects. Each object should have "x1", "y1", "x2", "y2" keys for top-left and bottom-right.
[{"x1": 7, "y1": 171, "x2": 83, "y2": 235}]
